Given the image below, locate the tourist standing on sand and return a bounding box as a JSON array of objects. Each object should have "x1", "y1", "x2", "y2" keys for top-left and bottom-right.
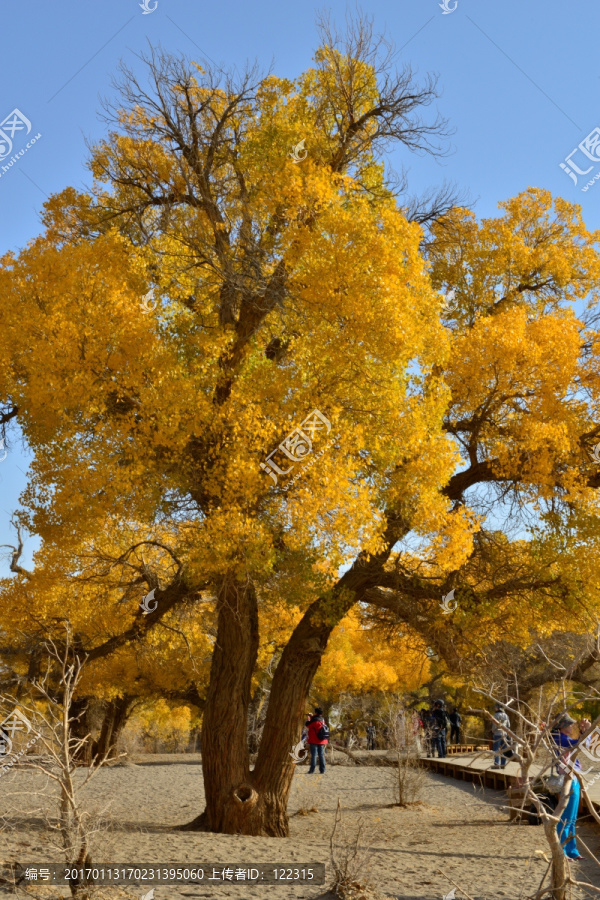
[
  {"x1": 431, "y1": 700, "x2": 448, "y2": 758},
  {"x1": 449, "y1": 707, "x2": 462, "y2": 744},
  {"x1": 552, "y1": 713, "x2": 584, "y2": 861},
  {"x1": 491, "y1": 704, "x2": 511, "y2": 769},
  {"x1": 366, "y1": 721, "x2": 376, "y2": 750},
  {"x1": 307, "y1": 707, "x2": 329, "y2": 774}
]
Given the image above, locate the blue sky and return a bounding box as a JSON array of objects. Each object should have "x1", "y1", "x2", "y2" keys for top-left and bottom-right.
[{"x1": 1, "y1": 0, "x2": 599, "y2": 573}]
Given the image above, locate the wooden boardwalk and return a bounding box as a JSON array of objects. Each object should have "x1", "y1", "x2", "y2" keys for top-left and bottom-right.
[{"x1": 421, "y1": 750, "x2": 600, "y2": 818}]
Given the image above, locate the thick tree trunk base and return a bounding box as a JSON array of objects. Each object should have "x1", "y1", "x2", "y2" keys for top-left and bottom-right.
[{"x1": 177, "y1": 786, "x2": 289, "y2": 837}]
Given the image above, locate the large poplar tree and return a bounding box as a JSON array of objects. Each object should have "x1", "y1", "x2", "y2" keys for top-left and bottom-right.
[{"x1": 2, "y1": 18, "x2": 600, "y2": 838}]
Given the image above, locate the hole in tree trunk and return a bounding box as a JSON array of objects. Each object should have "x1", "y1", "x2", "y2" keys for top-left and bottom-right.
[{"x1": 233, "y1": 783, "x2": 257, "y2": 805}]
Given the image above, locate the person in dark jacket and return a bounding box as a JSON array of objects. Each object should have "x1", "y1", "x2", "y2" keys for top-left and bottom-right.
[
  {"x1": 366, "y1": 722, "x2": 376, "y2": 750},
  {"x1": 306, "y1": 707, "x2": 329, "y2": 774},
  {"x1": 431, "y1": 700, "x2": 448, "y2": 758},
  {"x1": 449, "y1": 707, "x2": 462, "y2": 745}
]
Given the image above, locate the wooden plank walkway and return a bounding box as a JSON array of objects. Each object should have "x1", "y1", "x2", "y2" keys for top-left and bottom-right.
[{"x1": 421, "y1": 751, "x2": 600, "y2": 817}]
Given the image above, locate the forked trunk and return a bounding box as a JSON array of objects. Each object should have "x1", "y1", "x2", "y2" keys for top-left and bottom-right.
[
  {"x1": 199, "y1": 591, "x2": 357, "y2": 835},
  {"x1": 181, "y1": 520, "x2": 406, "y2": 836},
  {"x1": 178, "y1": 575, "x2": 358, "y2": 836}
]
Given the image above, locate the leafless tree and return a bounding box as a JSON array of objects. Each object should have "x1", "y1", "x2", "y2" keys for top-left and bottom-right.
[
  {"x1": 467, "y1": 640, "x2": 600, "y2": 900},
  {"x1": 13, "y1": 628, "x2": 122, "y2": 899},
  {"x1": 378, "y1": 695, "x2": 426, "y2": 806}
]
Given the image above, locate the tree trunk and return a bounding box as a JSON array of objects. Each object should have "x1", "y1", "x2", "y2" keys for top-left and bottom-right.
[
  {"x1": 182, "y1": 576, "x2": 260, "y2": 834},
  {"x1": 322, "y1": 700, "x2": 334, "y2": 724},
  {"x1": 179, "y1": 572, "x2": 359, "y2": 836},
  {"x1": 180, "y1": 516, "x2": 409, "y2": 836},
  {"x1": 249, "y1": 566, "x2": 382, "y2": 835},
  {"x1": 95, "y1": 696, "x2": 132, "y2": 760},
  {"x1": 542, "y1": 807, "x2": 568, "y2": 900}
]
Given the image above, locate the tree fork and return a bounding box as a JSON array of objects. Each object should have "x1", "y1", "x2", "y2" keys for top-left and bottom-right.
[
  {"x1": 180, "y1": 515, "x2": 409, "y2": 836},
  {"x1": 179, "y1": 572, "x2": 371, "y2": 835}
]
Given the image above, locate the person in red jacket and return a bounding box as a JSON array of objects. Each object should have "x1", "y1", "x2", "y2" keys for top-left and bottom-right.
[{"x1": 307, "y1": 707, "x2": 329, "y2": 774}]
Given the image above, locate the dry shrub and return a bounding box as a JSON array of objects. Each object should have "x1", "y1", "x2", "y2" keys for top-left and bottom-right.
[
  {"x1": 329, "y1": 800, "x2": 380, "y2": 900},
  {"x1": 390, "y1": 747, "x2": 427, "y2": 807},
  {"x1": 377, "y1": 697, "x2": 427, "y2": 805},
  {"x1": 4, "y1": 631, "x2": 124, "y2": 900}
]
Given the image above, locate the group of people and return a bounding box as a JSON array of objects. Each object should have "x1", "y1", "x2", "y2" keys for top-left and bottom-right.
[
  {"x1": 299, "y1": 703, "x2": 459, "y2": 768},
  {"x1": 301, "y1": 702, "x2": 593, "y2": 860},
  {"x1": 361, "y1": 706, "x2": 462, "y2": 756},
  {"x1": 301, "y1": 701, "x2": 464, "y2": 763},
  {"x1": 335, "y1": 703, "x2": 464, "y2": 757},
  {"x1": 420, "y1": 701, "x2": 462, "y2": 758}
]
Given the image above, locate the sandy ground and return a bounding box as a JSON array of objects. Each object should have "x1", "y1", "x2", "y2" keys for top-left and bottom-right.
[{"x1": 1, "y1": 754, "x2": 599, "y2": 900}]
